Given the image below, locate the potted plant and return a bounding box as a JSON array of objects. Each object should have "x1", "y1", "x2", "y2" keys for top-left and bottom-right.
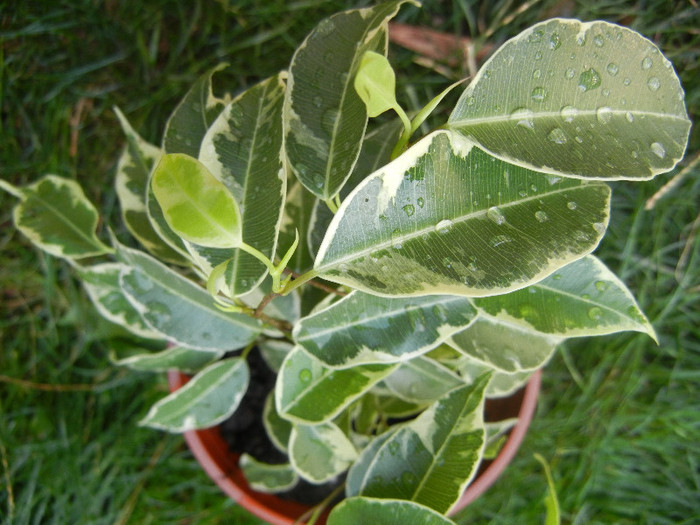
[{"x1": 1, "y1": 1, "x2": 690, "y2": 523}]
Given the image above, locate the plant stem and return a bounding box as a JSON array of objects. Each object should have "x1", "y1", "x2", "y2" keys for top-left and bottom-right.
[{"x1": 280, "y1": 268, "x2": 320, "y2": 296}]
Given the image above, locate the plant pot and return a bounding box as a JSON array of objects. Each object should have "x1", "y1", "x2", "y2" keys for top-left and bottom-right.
[{"x1": 167, "y1": 369, "x2": 541, "y2": 525}]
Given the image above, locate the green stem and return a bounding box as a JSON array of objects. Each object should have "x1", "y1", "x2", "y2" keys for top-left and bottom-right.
[
  {"x1": 280, "y1": 268, "x2": 319, "y2": 296},
  {"x1": 324, "y1": 197, "x2": 339, "y2": 214}
]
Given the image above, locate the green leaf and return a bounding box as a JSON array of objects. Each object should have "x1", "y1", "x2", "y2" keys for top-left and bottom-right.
[
  {"x1": 263, "y1": 392, "x2": 293, "y2": 454},
  {"x1": 455, "y1": 355, "x2": 533, "y2": 398},
  {"x1": 195, "y1": 74, "x2": 288, "y2": 295},
  {"x1": 316, "y1": 130, "x2": 611, "y2": 297},
  {"x1": 239, "y1": 454, "x2": 299, "y2": 493},
  {"x1": 139, "y1": 357, "x2": 249, "y2": 432},
  {"x1": 117, "y1": 243, "x2": 262, "y2": 351},
  {"x1": 113, "y1": 107, "x2": 187, "y2": 265},
  {"x1": 447, "y1": 19, "x2": 690, "y2": 180},
  {"x1": 289, "y1": 421, "x2": 358, "y2": 483},
  {"x1": 151, "y1": 153, "x2": 242, "y2": 249},
  {"x1": 77, "y1": 263, "x2": 163, "y2": 340},
  {"x1": 328, "y1": 497, "x2": 457, "y2": 525},
  {"x1": 3, "y1": 175, "x2": 111, "y2": 260},
  {"x1": 280, "y1": 180, "x2": 317, "y2": 274},
  {"x1": 294, "y1": 290, "x2": 478, "y2": 368},
  {"x1": 354, "y1": 51, "x2": 401, "y2": 118},
  {"x1": 474, "y1": 255, "x2": 656, "y2": 340},
  {"x1": 258, "y1": 338, "x2": 293, "y2": 373},
  {"x1": 112, "y1": 345, "x2": 222, "y2": 374},
  {"x1": 383, "y1": 356, "x2": 465, "y2": 404},
  {"x1": 162, "y1": 63, "x2": 228, "y2": 157},
  {"x1": 346, "y1": 374, "x2": 490, "y2": 513},
  {"x1": 284, "y1": 0, "x2": 416, "y2": 200},
  {"x1": 276, "y1": 346, "x2": 397, "y2": 424},
  {"x1": 534, "y1": 454, "x2": 561, "y2": 525}
]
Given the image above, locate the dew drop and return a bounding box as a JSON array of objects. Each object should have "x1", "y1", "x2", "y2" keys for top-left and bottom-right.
[
  {"x1": 578, "y1": 68, "x2": 601, "y2": 92},
  {"x1": 595, "y1": 280, "x2": 610, "y2": 292},
  {"x1": 442, "y1": 257, "x2": 453, "y2": 269},
  {"x1": 533, "y1": 69, "x2": 542, "y2": 79},
  {"x1": 552, "y1": 273, "x2": 562, "y2": 280},
  {"x1": 561, "y1": 105, "x2": 578, "y2": 122},
  {"x1": 647, "y1": 77, "x2": 660, "y2": 91},
  {"x1": 592, "y1": 222, "x2": 606, "y2": 235},
  {"x1": 593, "y1": 35, "x2": 604, "y2": 47},
  {"x1": 625, "y1": 112, "x2": 635, "y2": 122},
  {"x1": 549, "y1": 33, "x2": 561, "y2": 50},
  {"x1": 596, "y1": 106, "x2": 613, "y2": 124},
  {"x1": 547, "y1": 127, "x2": 568, "y2": 144},
  {"x1": 402, "y1": 204, "x2": 415, "y2": 217},
  {"x1": 435, "y1": 219, "x2": 453, "y2": 234},
  {"x1": 528, "y1": 29, "x2": 544, "y2": 43},
  {"x1": 606, "y1": 62, "x2": 619, "y2": 76},
  {"x1": 534, "y1": 51, "x2": 543, "y2": 60},
  {"x1": 567, "y1": 201, "x2": 578, "y2": 210},
  {"x1": 511, "y1": 107, "x2": 535, "y2": 130},
  {"x1": 588, "y1": 307, "x2": 603, "y2": 321},
  {"x1": 650, "y1": 142, "x2": 666, "y2": 159},
  {"x1": 490, "y1": 235, "x2": 513, "y2": 248},
  {"x1": 417, "y1": 197, "x2": 425, "y2": 208},
  {"x1": 313, "y1": 95, "x2": 323, "y2": 108},
  {"x1": 565, "y1": 68, "x2": 575, "y2": 80},
  {"x1": 531, "y1": 87, "x2": 547, "y2": 102},
  {"x1": 388, "y1": 442, "x2": 400, "y2": 455},
  {"x1": 535, "y1": 210, "x2": 549, "y2": 222},
  {"x1": 623, "y1": 77, "x2": 631, "y2": 86},
  {"x1": 299, "y1": 369, "x2": 312, "y2": 382},
  {"x1": 487, "y1": 206, "x2": 506, "y2": 225},
  {"x1": 641, "y1": 57, "x2": 653, "y2": 70},
  {"x1": 576, "y1": 34, "x2": 586, "y2": 46}
]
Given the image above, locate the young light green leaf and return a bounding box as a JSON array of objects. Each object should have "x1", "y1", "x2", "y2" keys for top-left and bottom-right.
[
  {"x1": 239, "y1": 454, "x2": 299, "y2": 493},
  {"x1": 139, "y1": 357, "x2": 249, "y2": 432},
  {"x1": 162, "y1": 63, "x2": 229, "y2": 157},
  {"x1": 294, "y1": 290, "x2": 478, "y2": 368},
  {"x1": 354, "y1": 51, "x2": 402, "y2": 118},
  {"x1": 328, "y1": 497, "x2": 457, "y2": 525},
  {"x1": 284, "y1": 1, "x2": 417, "y2": 200},
  {"x1": 346, "y1": 374, "x2": 490, "y2": 513},
  {"x1": 448, "y1": 19, "x2": 691, "y2": 180},
  {"x1": 383, "y1": 356, "x2": 464, "y2": 404},
  {"x1": 117, "y1": 243, "x2": 262, "y2": 351},
  {"x1": 77, "y1": 263, "x2": 163, "y2": 340},
  {"x1": 474, "y1": 255, "x2": 656, "y2": 340},
  {"x1": 316, "y1": 130, "x2": 611, "y2": 297},
  {"x1": 276, "y1": 346, "x2": 397, "y2": 424},
  {"x1": 289, "y1": 421, "x2": 358, "y2": 484},
  {"x1": 113, "y1": 345, "x2": 223, "y2": 374},
  {"x1": 196, "y1": 74, "x2": 287, "y2": 295},
  {"x1": 3, "y1": 175, "x2": 111, "y2": 260},
  {"x1": 263, "y1": 392, "x2": 293, "y2": 454},
  {"x1": 151, "y1": 153, "x2": 242, "y2": 249}
]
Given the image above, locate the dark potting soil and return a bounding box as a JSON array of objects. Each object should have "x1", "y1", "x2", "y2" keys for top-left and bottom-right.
[{"x1": 218, "y1": 347, "x2": 344, "y2": 506}]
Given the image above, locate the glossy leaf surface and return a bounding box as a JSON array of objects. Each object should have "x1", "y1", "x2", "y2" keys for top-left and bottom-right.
[
  {"x1": 289, "y1": 421, "x2": 358, "y2": 483},
  {"x1": 328, "y1": 497, "x2": 456, "y2": 525},
  {"x1": 239, "y1": 454, "x2": 298, "y2": 493},
  {"x1": 113, "y1": 345, "x2": 222, "y2": 373}
]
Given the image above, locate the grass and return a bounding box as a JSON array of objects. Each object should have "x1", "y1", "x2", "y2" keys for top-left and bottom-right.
[{"x1": 1, "y1": 0, "x2": 698, "y2": 523}]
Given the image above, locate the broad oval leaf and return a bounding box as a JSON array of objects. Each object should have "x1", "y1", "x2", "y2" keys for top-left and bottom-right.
[
  {"x1": 263, "y1": 391, "x2": 292, "y2": 454},
  {"x1": 4, "y1": 175, "x2": 111, "y2": 260},
  {"x1": 275, "y1": 346, "x2": 396, "y2": 424},
  {"x1": 239, "y1": 454, "x2": 299, "y2": 493},
  {"x1": 383, "y1": 356, "x2": 465, "y2": 404},
  {"x1": 293, "y1": 290, "x2": 478, "y2": 368},
  {"x1": 346, "y1": 374, "x2": 490, "y2": 513},
  {"x1": 284, "y1": 1, "x2": 415, "y2": 199},
  {"x1": 315, "y1": 131, "x2": 611, "y2": 297},
  {"x1": 289, "y1": 422, "x2": 358, "y2": 484},
  {"x1": 112, "y1": 345, "x2": 223, "y2": 374},
  {"x1": 116, "y1": 243, "x2": 262, "y2": 351},
  {"x1": 355, "y1": 51, "x2": 400, "y2": 117},
  {"x1": 139, "y1": 357, "x2": 249, "y2": 432},
  {"x1": 447, "y1": 19, "x2": 690, "y2": 180},
  {"x1": 474, "y1": 255, "x2": 656, "y2": 340},
  {"x1": 328, "y1": 497, "x2": 457, "y2": 525},
  {"x1": 151, "y1": 153, "x2": 242, "y2": 249},
  {"x1": 456, "y1": 355, "x2": 533, "y2": 398}
]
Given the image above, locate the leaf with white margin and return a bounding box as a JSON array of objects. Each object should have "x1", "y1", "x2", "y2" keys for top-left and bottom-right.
[
  {"x1": 1, "y1": 175, "x2": 111, "y2": 260},
  {"x1": 114, "y1": 107, "x2": 187, "y2": 265},
  {"x1": 239, "y1": 454, "x2": 299, "y2": 493},
  {"x1": 294, "y1": 290, "x2": 477, "y2": 368},
  {"x1": 447, "y1": 18, "x2": 690, "y2": 180},
  {"x1": 315, "y1": 131, "x2": 611, "y2": 298},
  {"x1": 162, "y1": 63, "x2": 228, "y2": 157},
  {"x1": 372, "y1": 394, "x2": 427, "y2": 419},
  {"x1": 258, "y1": 338, "x2": 294, "y2": 373},
  {"x1": 474, "y1": 254, "x2": 656, "y2": 340},
  {"x1": 448, "y1": 315, "x2": 559, "y2": 373},
  {"x1": 112, "y1": 345, "x2": 223, "y2": 374},
  {"x1": 116, "y1": 243, "x2": 261, "y2": 351},
  {"x1": 281, "y1": 180, "x2": 317, "y2": 274},
  {"x1": 77, "y1": 263, "x2": 163, "y2": 340},
  {"x1": 284, "y1": 0, "x2": 417, "y2": 200},
  {"x1": 195, "y1": 74, "x2": 287, "y2": 295},
  {"x1": 139, "y1": 357, "x2": 248, "y2": 432},
  {"x1": 456, "y1": 355, "x2": 533, "y2": 398},
  {"x1": 289, "y1": 421, "x2": 358, "y2": 484},
  {"x1": 383, "y1": 355, "x2": 464, "y2": 404},
  {"x1": 276, "y1": 346, "x2": 396, "y2": 424},
  {"x1": 328, "y1": 497, "x2": 457, "y2": 525},
  {"x1": 346, "y1": 374, "x2": 490, "y2": 513},
  {"x1": 263, "y1": 392, "x2": 292, "y2": 454}
]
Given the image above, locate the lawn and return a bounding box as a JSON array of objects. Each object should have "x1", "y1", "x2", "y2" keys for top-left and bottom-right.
[{"x1": 1, "y1": 1, "x2": 698, "y2": 523}]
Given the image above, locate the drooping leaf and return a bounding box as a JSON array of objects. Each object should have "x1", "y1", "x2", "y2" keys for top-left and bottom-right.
[
  {"x1": 195, "y1": 74, "x2": 287, "y2": 295},
  {"x1": 447, "y1": 19, "x2": 690, "y2": 180},
  {"x1": 276, "y1": 346, "x2": 397, "y2": 424},
  {"x1": 151, "y1": 153, "x2": 242, "y2": 249},
  {"x1": 239, "y1": 454, "x2": 299, "y2": 493},
  {"x1": 162, "y1": 63, "x2": 228, "y2": 157},
  {"x1": 316, "y1": 130, "x2": 611, "y2": 297},
  {"x1": 77, "y1": 263, "x2": 163, "y2": 340},
  {"x1": 328, "y1": 497, "x2": 457, "y2": 525},
  {"x1": 284, "y1": 1, "x2": 417, "y2": 200},
  {"x1": 2, "y1": 175, "x2": 111, "y2": 260},
  {"x1": 354, "y1": 51, "x2": 401, "y2": 118},
  {"x1": 382, "y1": 355, "x2": 464, "y2": 404},
  {"x1": 117, "y1": 243, "x2": 261, "y2": 351},
  {"x1": 289, "y1": 421, "x2": 358, "y2": 483},
  {"x1": 113, "y1": 107, "x2": 187, "y2": 264},
  {"x1": 474, "y1": 255, "x2": 656, "y2": 340},
  {"x1": 263, "y1": 391, "x2": 293, "y2": 454},
  {"x1": 294, "y1": 290, "x2": 478, "y2": 368},
  {"x1": 112, "y1": 345, "x2": 223, "y2": 374},
  {"x1": 346, "y1": 374, "x2": 490, "y2": 513},
  {"x1": 139, "y1": 357, "x2": 249, "y2": 432}
]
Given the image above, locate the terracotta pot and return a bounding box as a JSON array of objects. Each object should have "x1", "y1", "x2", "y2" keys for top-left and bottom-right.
[{"x1": 167, "y1": 369, "x2": 541, "y2": 525}]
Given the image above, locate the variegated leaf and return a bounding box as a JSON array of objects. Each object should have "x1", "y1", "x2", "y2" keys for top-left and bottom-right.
[
  {"x1": 315, "y1": 131, "x2": 611, "y2": 297},
  {"x1": 474, "y1": 255, "x2": 656, "y2": 339},
  {"x1": 447, "y1": 19, "x2": 690, "y2": 180},
  {"x1": 383, "y1": 355, "x2": 464, "y2": 404},
  {"x1": 289, "y1": 421, "x2": 358, "y2": 484},
  {"x1": 280, "y1": 180, "x2": 317, "y2": 274},
  {"x1": 456, "y1": 356, "x2": 533, "y2": 398},
  {"x1": 328, "y1": 497, "x2": 457, "y2": 525},
  {"x1": 263, "y1": 391, "x2": 292, "y2": 454},
  {"x1": 239, "y1": 454, "x2": 299, "y2": 493},
  {"x1": 112, "y1": 345, "x2": 222, "y2": 373},
  {"x1": 294, "y1": 290, "x2": 478, "y2": 368},
  {"x1": 276, "y1": 346, "x2": 396, "y2": 424},
  {"x1": 258, "y1": 338, "x2": 293, "y2": 373},
  {"x1": 139, "y1": 357, "x2": 249, "y2": 432}
]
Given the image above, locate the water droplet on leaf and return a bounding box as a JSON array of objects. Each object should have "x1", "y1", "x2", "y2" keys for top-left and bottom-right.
[
  {"x1": 535, "y1": 210, "x2": 549, "y2": 222},
  {"x1": 588, "y1": 307, "x2": 603, "y2": 320},
  {"x1": 547, "y1": 127, "x2": 568, "y2": 144},
  {"x1": 596, "y1": 106, "x2": 613, "y2": 124},
  {"x1": 595, "y1": 280, "x2": 610, "y2": 292},
  {"x1": 402, "y1": 204, "x2": 415, "y2": 217},
  {"x1": 561, "y1": 105, "x2": 578, "y2": 122},
  {"x1": 565, "y1": 68, "x2": 575, "y2": 80},
  {"x1": 641, "y1": 57, "x2": 653, "y2": 70},
  {"x1": 531, "y1": 87, "x2": 547, "y2": 102},
  {"x1": 299, "y1": 368, "x2": 312, "y2": 382},
  {"x1": 490, "y1": 235, "x2": 513, "y2": 248},
  {"x1": 511, "y1": 108, "x2": 535, "y2": 130},
  {"x1": 578, "y1": 68, "x2": 601, "y2": 92},
  {"x1": 549, "y1": 33, "x2": 561, "y2": 50},
  {"x1": 567, "y1": 201, "x2": 578, "y2": 210},
  {"x1": 606, "y1": 63, "x2": 619, "y2": 76},
  {"x1": 487, "y1": 206, "x2": 506, "y2": 225},
  {"x1": 650, "y1": 142, "x2": 666, "y2": 159},
  {"x1": 435, "y1": 219, "x2": 453, "y2": 234},
  {"x1": 647, "y1": 77, "x2": 660, "y2": 91}
]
